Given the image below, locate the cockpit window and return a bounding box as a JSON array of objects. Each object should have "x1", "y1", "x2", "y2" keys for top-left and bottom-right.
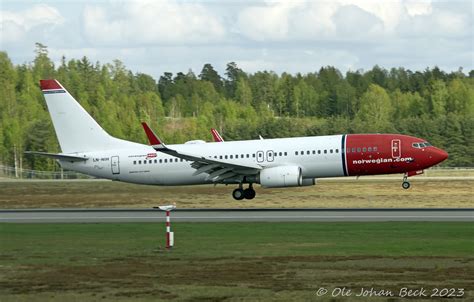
[{"x1": 413, "y1": 142, "x2": 431, "y2": 148}]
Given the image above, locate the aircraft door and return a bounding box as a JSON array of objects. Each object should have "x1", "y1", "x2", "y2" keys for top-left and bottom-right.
[
  {"x1": 111, "y1": 156, "x2": 120, "y2": 174},
  {"x1": 256, "y1": 151, "x2": 264, "y2": 163},
  {"x1": 266, "y1": 150, "x2": 274, "y2": 162},
  {"x1": 391, "y1": 139, "x2": 401, "y2": 158}
]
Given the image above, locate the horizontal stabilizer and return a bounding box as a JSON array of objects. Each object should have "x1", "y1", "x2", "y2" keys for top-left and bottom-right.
[{"x1": 24, "y1": 151, "x2": 88, "y2": 162}]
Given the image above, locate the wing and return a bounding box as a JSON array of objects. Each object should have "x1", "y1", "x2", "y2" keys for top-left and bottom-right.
[{"x1": 141, "y1": 123, "x2": 261, "y2": 183}]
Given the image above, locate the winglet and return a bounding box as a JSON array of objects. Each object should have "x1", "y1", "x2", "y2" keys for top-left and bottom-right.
[
  {"x1": 141, "y1": 122, "x2": 166, "y2": 150},
  {"x1": 211, "y1": 128, "x2": 224, "y2": 142}
]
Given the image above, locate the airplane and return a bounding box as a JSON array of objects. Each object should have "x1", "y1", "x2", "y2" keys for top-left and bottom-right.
[{"x1": 27, "y1": 79, "x2": 449, "y2": 200}]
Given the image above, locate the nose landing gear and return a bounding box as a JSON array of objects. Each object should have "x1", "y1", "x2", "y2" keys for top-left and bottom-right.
[
  {"x1": 232, "y1": 184, "x2": 256, "y2": 200},
  {"x1": 402, "y1": 173, "x2": 411, "y2": 189}
]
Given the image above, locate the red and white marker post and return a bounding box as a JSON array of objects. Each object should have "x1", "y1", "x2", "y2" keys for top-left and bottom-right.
[
  {"x1": 165, "y1": 210, "x2": 173, "y2": 248},
  {"x1": 156, "y1": 204, "x2": 176, "y2": 249}
]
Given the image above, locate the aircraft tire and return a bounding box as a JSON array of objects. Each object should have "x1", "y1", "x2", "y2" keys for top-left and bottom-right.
[
  {"x1": 243, "y1": 188, "x2": 256, "y2": 200},
  {"x1": 402, "y1": 181, "x2": 410, "y2": 189},
  {"x1": 232, "y1": 188, "x2": 245, "y2": 200}
]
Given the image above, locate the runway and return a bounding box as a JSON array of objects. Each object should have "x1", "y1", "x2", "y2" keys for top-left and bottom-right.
[{"x1": 0, "y1": 208, "x2": 472, "y2": 223}]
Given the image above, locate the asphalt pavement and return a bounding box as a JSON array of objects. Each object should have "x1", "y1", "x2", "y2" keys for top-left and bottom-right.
[{"x1": 0, "y1": 208, "x2": 472, "y2": 223}]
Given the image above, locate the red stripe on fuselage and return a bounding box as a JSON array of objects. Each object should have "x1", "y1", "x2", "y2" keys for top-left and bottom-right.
[{"x1": 345, "y1": 134, "x2": 436, "y2": 176}]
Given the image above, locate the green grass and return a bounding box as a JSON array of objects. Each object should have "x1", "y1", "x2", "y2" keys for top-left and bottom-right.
[{"x1": 1, "y1": 222, "x2": 473, "y2": 301}]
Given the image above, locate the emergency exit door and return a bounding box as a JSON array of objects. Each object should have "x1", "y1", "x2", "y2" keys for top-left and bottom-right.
[
  {"x1": 391, "y1": 139, "x2": 401, "y2": 158},
  {"x1": 111, "y1": 156, "x2": 120, "y2": 174}
]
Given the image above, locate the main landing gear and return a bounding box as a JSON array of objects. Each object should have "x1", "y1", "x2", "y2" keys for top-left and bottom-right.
[
  {"x1": 232, "y1": 184, "x2": 256, "y2": 200},
  {"x1": 402, "y1": 173, "x2": 411, "y2": 189}
]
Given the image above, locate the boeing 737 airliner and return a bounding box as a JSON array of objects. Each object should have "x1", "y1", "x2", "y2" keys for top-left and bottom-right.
[{"x1": 27, "y1": 79, "x2": 448, "y2": 200}]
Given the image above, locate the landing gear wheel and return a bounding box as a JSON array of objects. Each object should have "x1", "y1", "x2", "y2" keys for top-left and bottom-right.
[
  {"x1": 232, "y1": 188, "x2": 245, "y2": 200},
  {"x1": 402, "y1": 181, "x2": 411, "y2": 190},
  {"x1": 243, "y1": 188, "x2": 256, "y2": 200}
]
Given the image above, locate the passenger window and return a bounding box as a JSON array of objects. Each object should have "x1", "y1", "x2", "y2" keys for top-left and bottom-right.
[
  {"x1": 159, "y1": 159, "x2": 162, "y2": 163},
  {"x1": 307, "y1": 151, "x2": 310, "y2": 155},
  {"x1": 279, "y1": 152, "x2": 282, "y2": 156},
  {"x1": 164, "y1": 159, "x2": 167, "y2": 163},
  {"x1": 363, "y1": 147, "x2": 366, "y2": 152},
  {"x1": 324, "y1": 150, "x2": 327, "y2": 154},
  {"x1": 352, "y1": 148, "x2": 356, "y2": 152},
  {"x1": 225, "y1": 155, "x2": 228, "y2": 159},
  {"x1": 180, "y1": 159, "x2": 183, "y2": 162},
  {"x1": 219, "y1": 155, "x2": 223, "y2": 159},
  {"x1": 368, "y1": 147, "x2": 372, "y2": 152},
  {"x1": 312, "y1": 150, "x2": 315, "y2": 154},
  {"x1": 295, "y1": 151, "x2": 298, "y2": 155},
  {"x1": 230, "y1": 155, "x2": 233, "y2": 159},
  {"x1": 246, "y1": 154, "x2": 250, "y2": 158},
  {"x1": 335, "y1": 149, "x2": 339, "y2": 153},
  {"x1": 318, "y1": 150, "x2": 321, "y2": 154},
  {"x1": 148, "y1": 160, "x2": 152, "y2": 164},
  {"x1": 133, "y1": 161, "x2": 136, "y2": 165},
  {"x1": 373, "y1": 146, "x2": 378, "y2": 152},
  {"x1": 357, "y1": 148, "x2": 361, "y2": 152},
  {"x1": 241, "y1": 154, "x2": 244, "y2": 158},
  {"x1": 330, "y1": 149, "x2": 333, "y2": 153},
  {"x1": 154, "y1": 159, "x2": 157, "y2": 164}
]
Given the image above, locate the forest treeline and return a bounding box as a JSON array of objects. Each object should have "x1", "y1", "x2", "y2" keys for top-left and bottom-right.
[{"x1": 0, "y1": 44, "x2": 473, "y2": 171}]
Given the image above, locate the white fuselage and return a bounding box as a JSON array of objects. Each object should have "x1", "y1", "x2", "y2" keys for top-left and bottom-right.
[{"x1": 60, "y1": 135, "x2": 344, "y2": 185}]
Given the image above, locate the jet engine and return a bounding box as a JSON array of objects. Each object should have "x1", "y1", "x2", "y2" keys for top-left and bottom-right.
[{"x1": 259, "y1": 166, "x2": 303, "y2": 188}]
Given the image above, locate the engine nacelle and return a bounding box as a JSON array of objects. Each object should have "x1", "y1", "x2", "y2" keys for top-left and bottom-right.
[
  {"x1": 259, "y1": 166, "x2": 302, "y2": 188},
  {"x1": 301, "y1": 178, "x2": 316, "y2": 186}
]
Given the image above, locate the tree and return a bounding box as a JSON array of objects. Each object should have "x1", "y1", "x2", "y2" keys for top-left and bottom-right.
[
  {"x1": 429, "y1": 80, "x2": 448, "y2": 117},
  {"x1": 158, "y1": 72, "x2": 174, "y2": 101},
  {"x1": 199, "y1": 63, "x2": 223, "y2": 93},
  {"x1": 354, "y1": 84, "x2": 393, "y2": 133},
  {"x1": 1, "y1": 44, "x2": 473, "y2": 168},
  {"x1": 135, "y1": 73, "x2": 157, "y2": 93},
  {"x1": 224, "y1": 62, "x2": 245, "y2": 98},
  {"x1": 32, "y1": 42, "x2": 55, "y2": 80},
  {"x1": 235, "y1": 78, "x2": 252, "y2": 105}
]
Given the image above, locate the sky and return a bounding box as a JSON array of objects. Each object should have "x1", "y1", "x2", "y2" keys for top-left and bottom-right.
[{"x1": 1, "y1": 0, "x2": 473, "y2": 79}]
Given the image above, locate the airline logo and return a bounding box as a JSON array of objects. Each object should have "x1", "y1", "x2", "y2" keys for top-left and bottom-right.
[
  {"x1": 147, "y1": 153, "x2": 157, "y2": 158},
  {"x1": 40, "y1": 79, "x2": 66, "y2": 94}
]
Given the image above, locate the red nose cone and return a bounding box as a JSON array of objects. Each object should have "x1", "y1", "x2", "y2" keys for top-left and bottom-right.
[{"x1": 433, "y1": 148, "x2": 448, "y2": 164}]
